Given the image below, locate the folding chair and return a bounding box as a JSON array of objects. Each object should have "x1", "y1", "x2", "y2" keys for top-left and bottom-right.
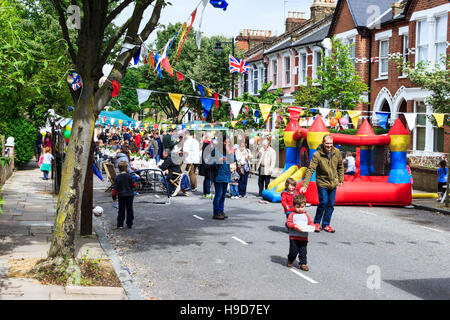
[{"x1": 103, "y1": 161, "x2": 117, "y2": 192}]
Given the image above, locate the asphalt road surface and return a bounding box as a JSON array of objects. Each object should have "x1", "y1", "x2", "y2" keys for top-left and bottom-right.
[{"x1": 93, "y1": 174, "x2": 450, "y2": 300}]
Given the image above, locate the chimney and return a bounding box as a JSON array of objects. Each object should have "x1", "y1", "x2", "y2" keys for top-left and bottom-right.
[
  {"x1": 285, "y1": 11, "x2": 307, "y2": 33},
  {"x1": 391, "y1": 2, "x2": 403, "y2": 18},
  {"x1": 310, "y1": 0, "x2": 336, "y2": 23},
  {"x1": 236, "y1": 29, "x2": 273, "y2": 52}
]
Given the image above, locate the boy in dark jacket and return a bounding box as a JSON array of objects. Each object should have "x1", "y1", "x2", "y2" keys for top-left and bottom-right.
[
  {"x1": 286, "y1": 194, "x2": 314, "y2": 271},
  {"x1": 112, "y1": 161, "x2": 137, "y2": 229}
]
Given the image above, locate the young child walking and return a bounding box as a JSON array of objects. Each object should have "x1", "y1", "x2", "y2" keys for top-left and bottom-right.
[
  {"x1": 112, "y1": 161, "x2": 137, "y2": 229},
  {"x1": 40, "y1": 147, "x2": 54, "y2": 180},
  {"x1": 437, "y1": 160, "x2": 448, "y2": 202},
  {"x1": 281, "y1": 178, "x2": 297, "y2": 229},
  {"x1": 286, "y1": 194, "x2": 314, "y2": 271}
]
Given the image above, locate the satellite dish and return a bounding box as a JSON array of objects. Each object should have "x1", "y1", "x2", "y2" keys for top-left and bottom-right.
[{"x1": 322, "y1": 38, "x2": 332, "y2": 50}]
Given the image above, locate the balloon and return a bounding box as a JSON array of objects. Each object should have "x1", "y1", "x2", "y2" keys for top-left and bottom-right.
[
  {"x1": 330, "y1": 118, "x2": 339, "y2": 127},
  {"x1": 64, "y1": 130, "x2": 71, "y2": 139},
  {"x1": 66, "y1": 125, "x2": 71, "y2": 131},
  {"x1": 249, "y1": 138, "x2": 255, "y2": 145},
  {"x1": 336, "y1": 111, "x2": 342, "y2": 119},
  {"x1": 339, "y1": 117, "x2": 349, "y2": 126}
]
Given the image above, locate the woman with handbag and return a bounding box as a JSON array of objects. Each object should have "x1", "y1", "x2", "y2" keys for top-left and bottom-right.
[{"x1": 235, "y1": 141, "x2": 253, "y2": 198}]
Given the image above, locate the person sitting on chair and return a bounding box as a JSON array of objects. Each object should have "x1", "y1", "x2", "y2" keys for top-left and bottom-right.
[{"x1": 158, "y1": 149, "x2": 189, "y2": 196}]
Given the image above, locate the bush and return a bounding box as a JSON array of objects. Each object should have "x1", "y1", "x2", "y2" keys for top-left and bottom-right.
[{"x1": 1, "y1": 118, "x2": 37, "y2": 166}]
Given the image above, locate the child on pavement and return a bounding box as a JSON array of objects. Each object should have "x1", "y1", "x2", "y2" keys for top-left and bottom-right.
[
  {"x1": 281, "y1": 178, "x2": 297, "y2": 229},
  {"x1": 437, "y1": 160, "x2": 448, "y2": 201},
  {"x1": 230, "y1": 163, "x2": 240, "y2": 199},
  {"x1": 112, "y1": 161, "x2": 137, "y2": 229},
  {"x1": 286, "y1": 194, "x2": 314, "y2": 271},
  {"x1": 40, "y1": 146, "x2": 54, "y2": 180}
]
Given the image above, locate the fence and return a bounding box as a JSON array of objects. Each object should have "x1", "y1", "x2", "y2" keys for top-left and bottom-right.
[{"x1": 0, "y1": 135, "x2": 15, "y2": 185}]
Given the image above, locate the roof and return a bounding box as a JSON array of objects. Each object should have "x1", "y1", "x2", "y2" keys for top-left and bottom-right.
[
  {"x1": 98, "y1": 110, "x2": 136, "y2": 126},
  {"x1": 347, "y1": 0, "x2": 397, "y2": 27},
  {"x1": 246, "y1": 52, "x2": 264, "y2": 63},
  {"x1": 264, "y1": 38, "x2": 293, "y2": 56},
  {"x1": 293, "y1": 23, "x2": 331, "y2": 46}
]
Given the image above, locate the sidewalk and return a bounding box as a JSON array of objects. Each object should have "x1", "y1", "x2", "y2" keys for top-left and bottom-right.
[
  {"x1": 412, "y1": 190, "x2": 450, "y2": 215},
  {"x1": 0, "y1": 161, "x2": 129, "y2": 300}
]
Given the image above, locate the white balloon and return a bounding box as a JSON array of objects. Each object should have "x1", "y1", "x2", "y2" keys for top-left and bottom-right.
[{"x1": 93, "y1": 206, "x2": 103, "y2": 217}]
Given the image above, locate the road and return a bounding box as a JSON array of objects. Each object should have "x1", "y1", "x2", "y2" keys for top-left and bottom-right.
[{"x1": 94, "y1": 175, "x2": 450, "y2": 300}]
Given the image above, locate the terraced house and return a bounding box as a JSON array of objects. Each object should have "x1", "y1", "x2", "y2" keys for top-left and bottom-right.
[{"x1": 237, "y1": 0, "x2": 449, "y2": 158}]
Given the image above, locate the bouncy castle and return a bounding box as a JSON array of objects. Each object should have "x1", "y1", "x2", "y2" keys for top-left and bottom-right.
[{"x1": 262, "y1": 115, "x2": 412, "y2": 206}]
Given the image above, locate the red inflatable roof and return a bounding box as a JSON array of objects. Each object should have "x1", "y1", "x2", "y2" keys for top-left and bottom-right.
[
  {"x1": 308, "y1": 115, "x2": 329, "y2": 133},
  {"x1": 357, "y1": 119, "x2": 376, "y2": 136},
  {"x1": 388, "y1": 118, "x2": 409, "y2": 135}
]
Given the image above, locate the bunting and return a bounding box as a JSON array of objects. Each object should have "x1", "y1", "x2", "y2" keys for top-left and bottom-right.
[
  {"x1": 196, "y1": 0, "x2": 209, "y2": 49},
  {"x1": 404, "y1": 113, "x2": 417, "y2": 131},
  {"x1": 201, "y1": 98, "x2": 215, "y2": 118},
  {"x1": 319, "y1": 108, "x2": 331, "y2": 118},
  {"x1": 168, "y1": 93, "x2": 183, "y2": 111},
  {"x1": 375, "y1": 111, "x2": 390, "y2": 129},
  {"x1": 136, "y1": 89, "x2": 152, "y2": 107},
  {"x1": 259, "y1": 104, "x2": 272, "y2": 122},
  {"x1": 176, "y1": 72, "x2": 184, "y2": 81},
  {"x1": 111, "y1": 80, "x2": 120, "y2": 98},
  {"x1": 433, "y1": 113, "x2": 445, "y2": 128},
  {"x1": 198, "y1": 84, "x2": 204, "y2": 97},
  {"x1": 231, "y1": 120, "x2": 238, "y2": 128},
  {"x1": 229, "y1": 100, "x2": 243, "y2": 119},
  {"x1": 176, "y1": 9, "x2": 197, "y2": 63},
  {"x1": 214, "y1": 92, "x2": 219, "y2": 109},
  {"x1": 347, "y1": 110, "x2": 362, "y2": 129}
]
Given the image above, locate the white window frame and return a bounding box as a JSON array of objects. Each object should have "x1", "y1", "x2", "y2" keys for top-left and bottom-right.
[
  {"x1": 312, "y1": 48, "x2": 323, "y2": 81},
  {"x1": 434, "y1": 14, "x2": 448, "y2": 68},
  {"x1": 298, "y1": 49, "x2": 308, "y2": 85},
  {"x1": 378, "y1": 39, "x2": 390, "y2": 78},
  {"x1": 416, "y1": 19, "x2": 430, "y2": 65},
  {"x1": 253, "y1": 68, "x2": 259, "y2": 95},
  {"x1": 282, "y1": 54, "x2": 291, "y2": 87},
  {"x1": 271, "y1": 59, "x2": 278, "y2": 87}
]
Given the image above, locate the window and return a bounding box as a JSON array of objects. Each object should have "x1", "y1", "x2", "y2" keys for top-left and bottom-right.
[
  {"x1": 299, "y1": 53, "x2": 307, "y2": 84},
  {"x1": 435, "y1": 14, "x2": 448, "y2": 67},
  {"x1": 138, "y1": 110, "x2": 145, "y2": 122},
  {"x1": 253, "y1": 69, "x2": 259, "y2": 95},
  {"x1": 284, "y1": 56, "x2": 291, "y2": 86},
  {"x1": 272, "y1": 60, "x2": 277, "y2": 86},
  {"x1": 258, "y1": 67, "x2": 264, "y2": 91},
  {"x1": 379, "y1": 39, "x2": 389, "y2": 77},
  {"x1": 244, "y1": 73, "x2": 248, "y2": 93},
  {"x1": 313, "y1": 50, "x2": 322, "y2": 80},
  {"x1": 414, "y1": 101, "x2": 427, "y2": 151},
  {"x1": 400, "y1": 35, "x2": 409, "y2": 76},
  {"x1": 263, "y1": 65, "x2": 267, "y2": 85},
  {"x1": 416, "y1": 20, "x2": 429, "y2": 63},
  {"x1": 347, "y1": 37, "x2": 356, "y2": 66}
]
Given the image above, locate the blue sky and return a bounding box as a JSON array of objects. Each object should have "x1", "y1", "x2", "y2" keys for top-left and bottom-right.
[{"x1": 116, "y1": 0, "x2": 315, "y2": 42}]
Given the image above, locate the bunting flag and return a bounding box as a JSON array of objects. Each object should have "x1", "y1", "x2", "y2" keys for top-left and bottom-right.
[
  {"x1": 231, "y1": 120, "x2": 238, "y2": 128},
  {"x1": 229, "y1": 100, "x2": 243, "y2": 119},
  {"x1": 404, "y1": 113, "x2": 417, "y2": 131},
  {"x1": 288, "y1": 106, "x2": 302, "y2": 122},
  {"x1": 149, "y1": 52, "x2": 155, "y2": 70},
  {"x1": 245, "y1": 105, "x2": 249, "y2": 117},
  {"x1": 191, "y1": 79, "x2": 196, "y2": 91},
  {"x1": 209, "y1": 0, "x2": 228, "y2": 10},
  {"x1": 198, "y1": 84, "x2": 204, "y2": 97},
  {"x1": 207, "y1": 88, "x2": 213, "y2": 96},
  {"x1": 110, "y1": 118, "x2": 115, "y2": 125},
  {"x1": 66, "y1": 71, "x2": 83, "y2": 91},
  {"x1": 119, "y1": 42, "x2": 136, "y2": 55},
  {"x1": 111, "y1": 80, "x2": 120, "y2": 97},
  {"x1": 118, "y1": 120, "x2": 123, "y2": 127},
  {"x1": 155, "y1": 34, "x2": 177, "y2": 73},
  {"x1": 196, "y1": 0, "x2": 209, "y2": 49},
  {"x1": 161, "y1": 57, "x2": 174, "y2": 77},
  {"x1": 168, "y1": 93, "x2": 183, "y2": 111},
  {"x1": 214, "y1": 92, "x2": 219, "y2": 109},
  {"x1": 201, "y1": 98, "x2": 214, "y2": 118},
  {"x1": 375, "y1": 111, "x2": 390, "y2": 129},
  {"x1": 319, "y1": 108, "x2": 331, "y2": 118},
  {"x1": 176, "y1": 72, "x2": 184, "y2": 81},
  {"x1": 433, "y1": 113, "x2": 445, "y2": 127},
  {"x1": 242, "y1": 120, "x2": 247, "y2": 126},
  {"x1": 133, "y1": 46, "x2": 141, "y2": 65},
  {"x1": 259, "y1": 104, "x2": 272, "y2": 122},
  {"x1": 253, "y1": 110, "x2": 260, "y2": 124},
  {"x1": 102, "y1": 116, "x2": 106, "y2": 124},
  {"x1": 347, "y1": 110, "x2": 362, "y2": 129},
  {"x1": 282, "y1": 116, "x2": 287, "y2": 126},
  {"x1": 177, "y1": 9, "x2": 197, "y2": 63},
  {"x1": 136, "y1": 89, "x2": 152, "y2": 107}
]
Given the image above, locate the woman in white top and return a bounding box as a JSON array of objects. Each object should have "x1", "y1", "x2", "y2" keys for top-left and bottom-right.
[{"x1": 235, "y1": 141, "x2": 253, "y2": 198}]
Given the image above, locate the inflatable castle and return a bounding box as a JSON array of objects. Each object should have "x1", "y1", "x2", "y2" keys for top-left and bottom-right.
[{"x1": 262, "y1": 115, "x2": 412, "y2": 206}]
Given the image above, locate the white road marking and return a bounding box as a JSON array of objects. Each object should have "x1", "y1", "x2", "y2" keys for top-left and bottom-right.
[
  {"x1": 193, "y1": 215, "x2": 204, "y2": 221},
  {"x1": 422, "y1": 227, "x2": 443, "y2": 233},
  {"x1": 289, "y1": 268, "x2": 319, "y2": 284},
  {"x1": 360, "y1": 210, "x2": 377, "y2": 216},
  {"x1": 232, "y1": 236, "x2": 248, "y2": 245}
]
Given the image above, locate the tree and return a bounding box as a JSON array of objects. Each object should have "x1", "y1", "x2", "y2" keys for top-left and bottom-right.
[
  {"x1": 394, "y1": 55, "x2": 450, "y2": 207},
  {"x1": 293, "y1": 77, "x2": 321, "y2": 109},
  {"x1": 30, "y1": 0, "x2": 167, "y2": 267},
  {"x1": 316, "y1": 37, "x2": 369, "y2": 109}
]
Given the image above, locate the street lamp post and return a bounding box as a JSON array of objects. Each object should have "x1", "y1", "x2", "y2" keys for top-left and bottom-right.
[{"x1": 214, "y1": 38, "x2": 235, "y2": 100}]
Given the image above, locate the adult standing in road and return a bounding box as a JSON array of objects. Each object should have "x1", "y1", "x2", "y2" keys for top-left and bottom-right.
[
  {"x1": 153, "y1": 131, "x2": 163, "y2": 163},
  {"x1": 199, "y1": 133, "x2": 214, "y2": 198},
  {"x1": 235, "y1": 140, "x2": 253, "y2": 198},
  {"x1": 256, "y1": 139, "x2": 276, "y2": 197},
  {"x1": 211, "y1": 138, "x2": 232, "y2": 220},
  {"x1": 183, "y1": 131, "x2": 201, "y2": 192},
  {"x1": 300, "y1": 134, "x2": 344, "y2": 233}
]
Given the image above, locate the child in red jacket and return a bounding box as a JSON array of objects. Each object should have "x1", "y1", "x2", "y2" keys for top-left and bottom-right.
[
  {"x1": 286, "y1": 194, "x2": 314, "y2": 271},
  {"x1": 281, "y1": 178, "x2": 297, "y2": 230}
]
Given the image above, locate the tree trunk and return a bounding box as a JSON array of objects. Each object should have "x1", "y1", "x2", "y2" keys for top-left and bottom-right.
[
  {"x1": 48, "y1": 87, "x2": 96, "y2": 259},
  {"x1": 80, "y1": 134, "x2": 94, "y2": 236}
]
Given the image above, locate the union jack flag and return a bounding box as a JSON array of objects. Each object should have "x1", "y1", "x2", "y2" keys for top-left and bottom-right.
[{"x1": 229, "y1": 55, "x2": 249, "y2": 74}]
